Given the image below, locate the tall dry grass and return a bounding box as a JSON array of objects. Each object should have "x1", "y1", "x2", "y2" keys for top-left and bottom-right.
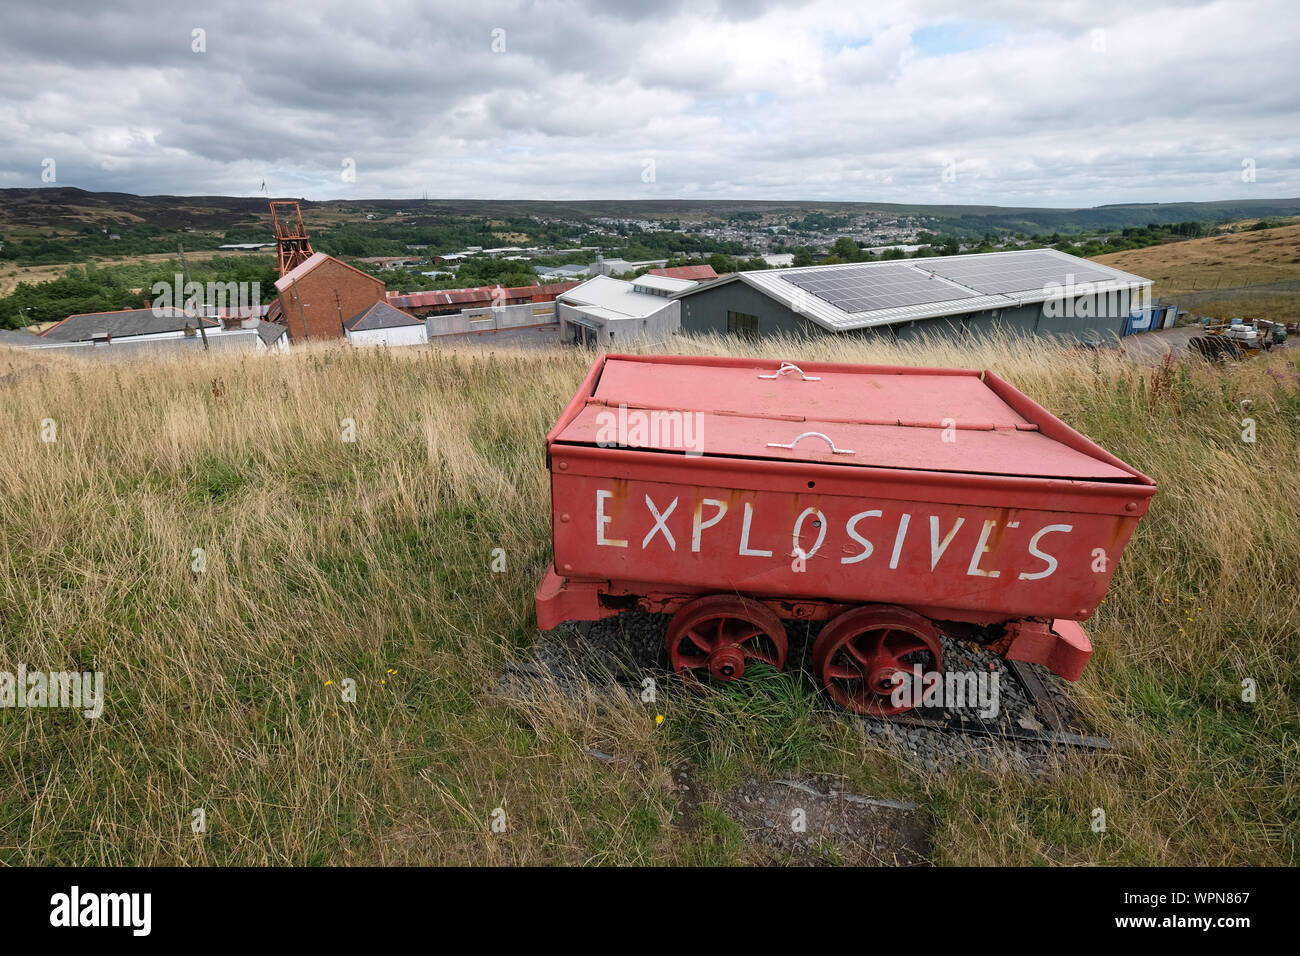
[{"x1": 0, "y1": 333, "x2": 1295, "y2": 865}]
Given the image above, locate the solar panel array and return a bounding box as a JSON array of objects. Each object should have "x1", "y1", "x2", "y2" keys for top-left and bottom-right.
[
  {"x1": 777, "y1": 251, "x2": 1138, "y2": 316},
  {"x1": 922, "y1": 250, "x2": 1122, "y2": 295},
  {"x1": 783, "y1": 262, "x2": 977, "y2": 314}
]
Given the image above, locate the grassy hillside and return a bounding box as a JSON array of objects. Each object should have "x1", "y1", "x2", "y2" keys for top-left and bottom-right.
[
  {"x1": 1093, "y1": 223, "x2": 1300, "y2": 298},
  {"x1": 0, "y1": 336, "x2": 1296, "y2": 865},
  {"x1": 0, "y1": 250, "x2": 268, "y2": 299}
]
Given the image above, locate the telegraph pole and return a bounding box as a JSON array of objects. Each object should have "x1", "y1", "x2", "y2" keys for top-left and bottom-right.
[{"x1": 178, "y1": 241, "x2": 209, "y2": 350}]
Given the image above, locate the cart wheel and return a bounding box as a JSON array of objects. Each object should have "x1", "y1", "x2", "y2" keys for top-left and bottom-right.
[
  {"x1": 666, "y1": 595, "x2": 788, "y2": 686},
  {"x1": 813, "y1": 605, "x2": 943, "y2": 716}
]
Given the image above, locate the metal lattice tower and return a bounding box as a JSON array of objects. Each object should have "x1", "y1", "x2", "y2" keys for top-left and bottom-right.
[{"x1": 270, "y1": 201, "x2": 314, "y2": 276}]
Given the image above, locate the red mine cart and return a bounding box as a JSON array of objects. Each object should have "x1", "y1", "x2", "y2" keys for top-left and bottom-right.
[{"x1": 536, "y1": 354, "x2": 1156, "y2": 715}]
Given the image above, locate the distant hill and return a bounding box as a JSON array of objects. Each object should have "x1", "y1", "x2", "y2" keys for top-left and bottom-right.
[
  {"x1": 1092, "y1": 222, "x2": 1300, "y2": 296},
  {"x1": 0, "y1": 187, "x2": 274, "y2": 233},
  {"x1": 4, "y1": 186, "x2": 1300, "y2": 238}
]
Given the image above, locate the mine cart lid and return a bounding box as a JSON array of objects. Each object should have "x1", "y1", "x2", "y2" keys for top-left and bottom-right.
[{"x1": 551, "y1": 355, "x2": 1155, "y2": 484}]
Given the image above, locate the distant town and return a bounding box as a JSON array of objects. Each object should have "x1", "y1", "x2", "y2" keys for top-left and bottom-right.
[{"x1": 1, "y1": 189, "x2": 1297, "y2": 357}]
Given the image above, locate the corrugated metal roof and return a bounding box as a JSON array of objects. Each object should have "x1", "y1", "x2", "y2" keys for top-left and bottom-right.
[
  {"x1": 390, "y1": 280, "x2": 583, "y2": 311},
  {"x1": 678, "y1": 249, "x2": 1152, "y2": 332}
]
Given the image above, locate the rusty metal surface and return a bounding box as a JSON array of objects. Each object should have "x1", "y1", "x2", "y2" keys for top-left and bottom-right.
[{"x1": 1005, "y1": 659, "x2": 1067, "y2": 733}]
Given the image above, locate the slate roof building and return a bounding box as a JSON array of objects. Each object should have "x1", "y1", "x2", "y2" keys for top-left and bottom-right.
[
  {"x1": 40, "y1": 307, "x2": 222, "y2": 343},
  {"x1": 256, "y1": 321, "x2": 290, "y2": 351},
  {"x1": 33, "y1": 307, "x2": 282, "y2": 356},
  {"x1": 0, "y1": 328, "x2": 40, "y2": 348},
  {"x1": 344, "y1": 301, "x2": 428, "y2": 347}
]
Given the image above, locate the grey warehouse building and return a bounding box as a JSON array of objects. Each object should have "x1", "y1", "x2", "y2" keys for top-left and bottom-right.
[{"x1": 674, "y1": 249, "x2": 1152, "y2": 344}]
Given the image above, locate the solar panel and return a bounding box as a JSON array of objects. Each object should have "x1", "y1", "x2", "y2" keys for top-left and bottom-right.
[
  {"x1": 922, "y1": 251, "x2": 1122, "y2": 295},
  {"x1": 783, "y1": 262, "x2": 978, "y2": 314}
]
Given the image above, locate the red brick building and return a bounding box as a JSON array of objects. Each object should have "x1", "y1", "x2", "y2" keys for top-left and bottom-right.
[{"x1": 274, "y1": 253, "x2": 385, "y2": 341}]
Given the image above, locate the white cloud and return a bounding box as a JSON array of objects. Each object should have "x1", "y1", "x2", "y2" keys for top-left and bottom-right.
[{"x1": 0, "y1": 0, "x2": 1295, "y2": 204}]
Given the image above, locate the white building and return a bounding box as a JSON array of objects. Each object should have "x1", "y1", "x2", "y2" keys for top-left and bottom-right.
[
  {"x1": 555, "y1": 275, "x2": 693, "y2": 346},
  {"x1": 41, "y1": 307, "x2": 229, "y2": 345},
  {"x1": 589, "y1": 255, "x2": 670, "y2": 277},
  {"x1": 345, "y1": 301, "x2": 429, "y2": 347},
  {"x1": 536, "y1": 264, "x2": 591, "y2": 280},
  {"x1": 29, "y1": 307, "x2": 287, "y2": 356},
  {"x1": 256, "y1": 321, "x2": 290, "y2": 352}
]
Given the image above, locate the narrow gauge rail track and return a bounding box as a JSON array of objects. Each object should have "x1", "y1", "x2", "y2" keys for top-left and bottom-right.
[{"x1": 514, "y1": 615, "x2": 1113, "y2": 752}]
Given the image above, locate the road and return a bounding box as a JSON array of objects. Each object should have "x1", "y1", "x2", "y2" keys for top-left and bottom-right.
[
  {"x1": 1120, "y1": 325, "x2": 1293, "y2": 363},
  {"x1": 1120, "y1": 326, "x2": 1205, "y2": 362}
]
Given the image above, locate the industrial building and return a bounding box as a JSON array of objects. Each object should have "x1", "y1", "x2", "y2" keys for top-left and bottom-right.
[
  {"x1": 534, "y1": 263, "x2": 719, "y2": 283},
  {"x1": 355, "y1": 256, "x2": 427, "y2": 271},
  {"x1": 589, "y1": 255, "x2": 669, "y2": 277},
  {"x1": 555, "y1": 274, "x2": 694, "y2": 346},
  {"x1": 389, "y1": 280, "x2": 582, "y2": 319},
  {"x1": 273, "y1": 252, "x2": 385, "y2": 341},
  {"x1": 40, "y1": 307, "x2": 223, "y2": 344},
  {"x1": 534, "y1": 264, "x2": 591, "y2": 280},
  {"x1": 424, "y1": 301, "x2": 562, "y2": 344},
  {"x1": 30, "y1": 306, "x2": 285, "y2": 355},
  {"x1": 673, "y1": 249, "x2": 1152, "y2": 343}
]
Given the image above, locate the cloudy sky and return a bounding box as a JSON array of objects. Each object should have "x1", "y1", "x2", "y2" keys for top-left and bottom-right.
[{"x1": 1, "y1": 0, "x2": 1296, "y2": 206}]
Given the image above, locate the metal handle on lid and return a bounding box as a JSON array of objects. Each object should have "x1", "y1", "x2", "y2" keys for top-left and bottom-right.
[
  {"x1": 758, "y1": 362, "x2": 820, "y2": 381},
  {"x1": 767, "y1": 431, "x2": 856, "y2": 455}
]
